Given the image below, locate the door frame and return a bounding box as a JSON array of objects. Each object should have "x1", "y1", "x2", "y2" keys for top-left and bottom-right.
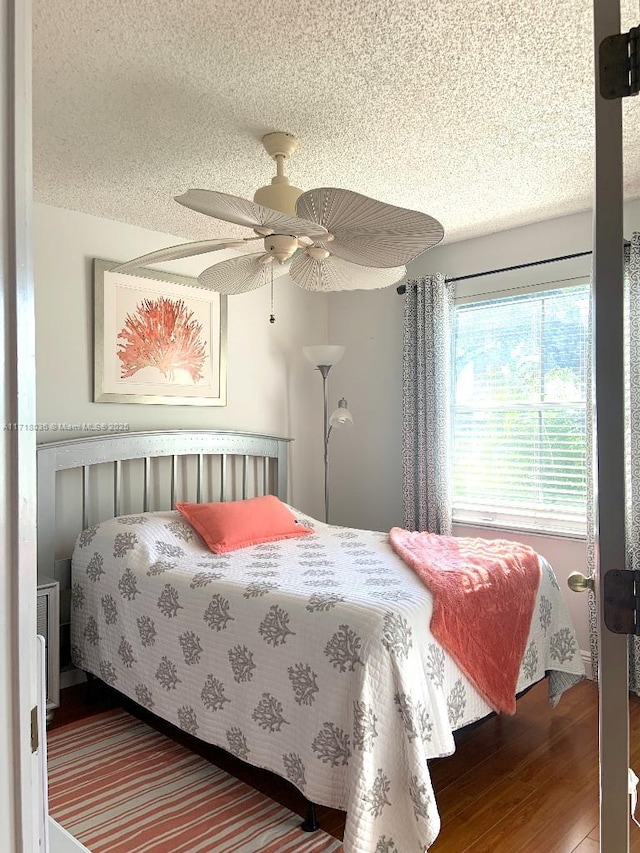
[
  {"x1": 593, "y1": 0, "x2": 631, "y2": 849},
  {"x1": 3, "y1": 0, "x2": 40, "y2": 850}
]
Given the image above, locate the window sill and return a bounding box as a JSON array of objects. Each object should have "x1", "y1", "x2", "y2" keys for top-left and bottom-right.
[{"x1": 452, "y1": 517, "x2": 587, "y2": 542}]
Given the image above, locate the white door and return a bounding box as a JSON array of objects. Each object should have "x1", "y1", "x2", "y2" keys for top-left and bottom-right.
[
  {"x1": 592, "y1": 0, "x2": 634, "y2": 849},
  {"x1": 1, "y1": 0, "x2": 42, "y2": 850}
]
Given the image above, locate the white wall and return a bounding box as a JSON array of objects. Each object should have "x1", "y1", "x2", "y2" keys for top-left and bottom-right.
[
  {"x1": 34, "y1": 203, "x2": 329, "y2": 518},
  {"x1": 328, "y1": 199, "x2": 640, "y2": 659}
]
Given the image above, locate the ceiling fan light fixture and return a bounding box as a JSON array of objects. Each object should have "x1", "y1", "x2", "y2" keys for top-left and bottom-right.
[
  {"x1": 264, "y1": 233, "x2": 299, "y2": 263},
  {"x1": 307, "y1": 246, "x2": 330, "y2": 261}
]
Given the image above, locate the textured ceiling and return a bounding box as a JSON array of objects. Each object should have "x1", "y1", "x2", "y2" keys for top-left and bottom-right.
[{"x1": 33, "y1": 0, "x2": 640, "y2": 246}]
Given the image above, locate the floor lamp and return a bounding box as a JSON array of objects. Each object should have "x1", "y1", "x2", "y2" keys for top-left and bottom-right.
[{"x1": 303, "y1": 346, "x2": 354, "y2": 523}]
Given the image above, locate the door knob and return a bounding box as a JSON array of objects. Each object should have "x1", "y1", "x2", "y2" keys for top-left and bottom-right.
[{"x1": 567, "y1": 571, "x2": 595, "y2": 593}]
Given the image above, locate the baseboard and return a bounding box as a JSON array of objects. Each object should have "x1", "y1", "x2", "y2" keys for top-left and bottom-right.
[
  {"x1": 60, "y1": 667, "x2": 87, "y2": 690},
  {"x1": 50, "y1": 818, "x2": 91, "y2": 852}
]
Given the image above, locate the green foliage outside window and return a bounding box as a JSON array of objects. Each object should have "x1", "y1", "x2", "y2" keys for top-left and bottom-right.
[{"x1": 452, "y1": 285, "x2": 589, "y2": 531}]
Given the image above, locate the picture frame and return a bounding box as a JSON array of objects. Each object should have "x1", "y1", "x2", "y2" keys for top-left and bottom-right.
[{"x1": 94, "y1": 258, "x2": 227, "y2": 406}]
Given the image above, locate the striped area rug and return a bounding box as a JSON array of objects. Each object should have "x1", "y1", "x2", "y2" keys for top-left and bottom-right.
[{"x1": 47, "y1": 709, "x2": 343, "y2": 853}]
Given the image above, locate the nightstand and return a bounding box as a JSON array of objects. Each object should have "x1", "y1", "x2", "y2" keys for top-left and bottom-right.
[{"x1": 37, "y1": 577, "x2": 60, "y2": 721}]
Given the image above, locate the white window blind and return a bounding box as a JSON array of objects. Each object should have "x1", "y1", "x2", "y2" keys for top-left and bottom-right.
[{"x1": 451, "y1": 284, "x2": 590, "y2": 536}]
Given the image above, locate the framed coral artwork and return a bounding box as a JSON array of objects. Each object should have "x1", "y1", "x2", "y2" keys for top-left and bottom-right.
[{"x1": 94, "y1": 258, "x2": 227, "y2": 406}]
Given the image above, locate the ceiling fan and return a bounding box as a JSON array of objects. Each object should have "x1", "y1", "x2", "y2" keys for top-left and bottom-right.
[{"x1": 113, "y1": 132, "x2": 445, "y2": 297}]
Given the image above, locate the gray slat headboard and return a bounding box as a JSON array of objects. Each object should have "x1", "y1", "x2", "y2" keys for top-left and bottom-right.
[
  {"x1": 36, "y1": 429, "x2": 292, "y2": 581},
  {"x1": 35, "y1": 429, "x2": 291, "y2": 697}
]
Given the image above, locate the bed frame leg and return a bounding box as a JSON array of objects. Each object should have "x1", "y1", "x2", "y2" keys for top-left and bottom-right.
[
  {"x1": 301, "y1": 800, "x2": 319, "y2": 832},
  {"x1": 84, "y1": 671, "x2": 99, "y2": 703}
]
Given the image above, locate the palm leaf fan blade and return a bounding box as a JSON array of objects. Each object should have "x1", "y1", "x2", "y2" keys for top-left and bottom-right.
[
  {"x1": 198, "y1": 253, "x2": 291, "y2": 295},
  {"x1": 175, "y1": 189, "x2": 328, "y2": 239},
  {"x1": 290, "y1": 253, "x2": 406, "y2": 291},
  {"x1": 111, "y1": 238, "x2": 260, "y2": 274},
  {"x1": 295, "y1": 187, "x2": 444, "y2": 268}
]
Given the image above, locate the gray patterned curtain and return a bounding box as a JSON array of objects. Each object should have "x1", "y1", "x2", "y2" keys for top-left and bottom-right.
[
  {"x1": 401, "y1": 274, "x2": 453, "y2": 533},
  {"x1": 588, "y1": 233, "x2": 640, "y2": 688}
]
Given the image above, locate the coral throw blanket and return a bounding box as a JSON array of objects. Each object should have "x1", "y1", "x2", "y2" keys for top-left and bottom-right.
[{"x1": 389, "y1": 528, "x2": 542, "y2": 715}]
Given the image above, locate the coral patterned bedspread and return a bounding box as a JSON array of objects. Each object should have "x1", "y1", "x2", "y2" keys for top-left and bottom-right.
[{"x1": 71, "y1": 508, "x2": 584, "y2": 853}]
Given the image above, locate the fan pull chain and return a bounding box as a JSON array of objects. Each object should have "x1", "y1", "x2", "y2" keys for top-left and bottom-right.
[{"x1": 269, "y1": 264, "x2": 276, "y2": 324}]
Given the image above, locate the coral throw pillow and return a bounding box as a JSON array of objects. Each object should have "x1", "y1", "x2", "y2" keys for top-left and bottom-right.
[{"x1": 175, "y1": 495, "x2": 313, "y2": 554}]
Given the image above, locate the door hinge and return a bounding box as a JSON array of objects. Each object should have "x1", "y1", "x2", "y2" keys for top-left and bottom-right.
[
  {"x1": 604, "y1": 569, "x2": 640, "y2": 634},
  {"x1": 30, "y1": 705, "x2": 38, "y2": 753},
  {"x1": 600, "y1": 26, "x2": 640, "y2": 100}
]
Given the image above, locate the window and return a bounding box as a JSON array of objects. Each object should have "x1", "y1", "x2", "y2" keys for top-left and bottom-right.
[{"x1": 451, "y1": 284, "x2": 590, "y2": 536}]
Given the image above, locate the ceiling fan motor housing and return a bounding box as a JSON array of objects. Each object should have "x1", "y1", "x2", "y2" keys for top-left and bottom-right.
[
  {"x1": 253, "y1": 131, "x2": 304, "y2": 215},
  {"x1": 253, "y1": 179, "x2": 303, "y2": 216}
]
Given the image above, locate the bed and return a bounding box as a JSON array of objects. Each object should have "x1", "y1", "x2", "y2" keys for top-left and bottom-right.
[{"x1": 37, "y1": 430, "x2": 585, "y2": 853}]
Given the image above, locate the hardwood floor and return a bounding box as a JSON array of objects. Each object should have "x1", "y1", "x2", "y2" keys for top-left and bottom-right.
[{"x1": 50, "y1": 677, "x2": 640, "y2": 851}]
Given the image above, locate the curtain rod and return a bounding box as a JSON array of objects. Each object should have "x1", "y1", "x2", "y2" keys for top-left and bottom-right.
[{"x1": 395, "y1": 243, "x2": 630, "y2": 294}]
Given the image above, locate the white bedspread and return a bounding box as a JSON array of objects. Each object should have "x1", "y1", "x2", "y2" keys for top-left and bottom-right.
[{"x1": 71, "y1": 508, "x2": 584, "y2": 853}]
